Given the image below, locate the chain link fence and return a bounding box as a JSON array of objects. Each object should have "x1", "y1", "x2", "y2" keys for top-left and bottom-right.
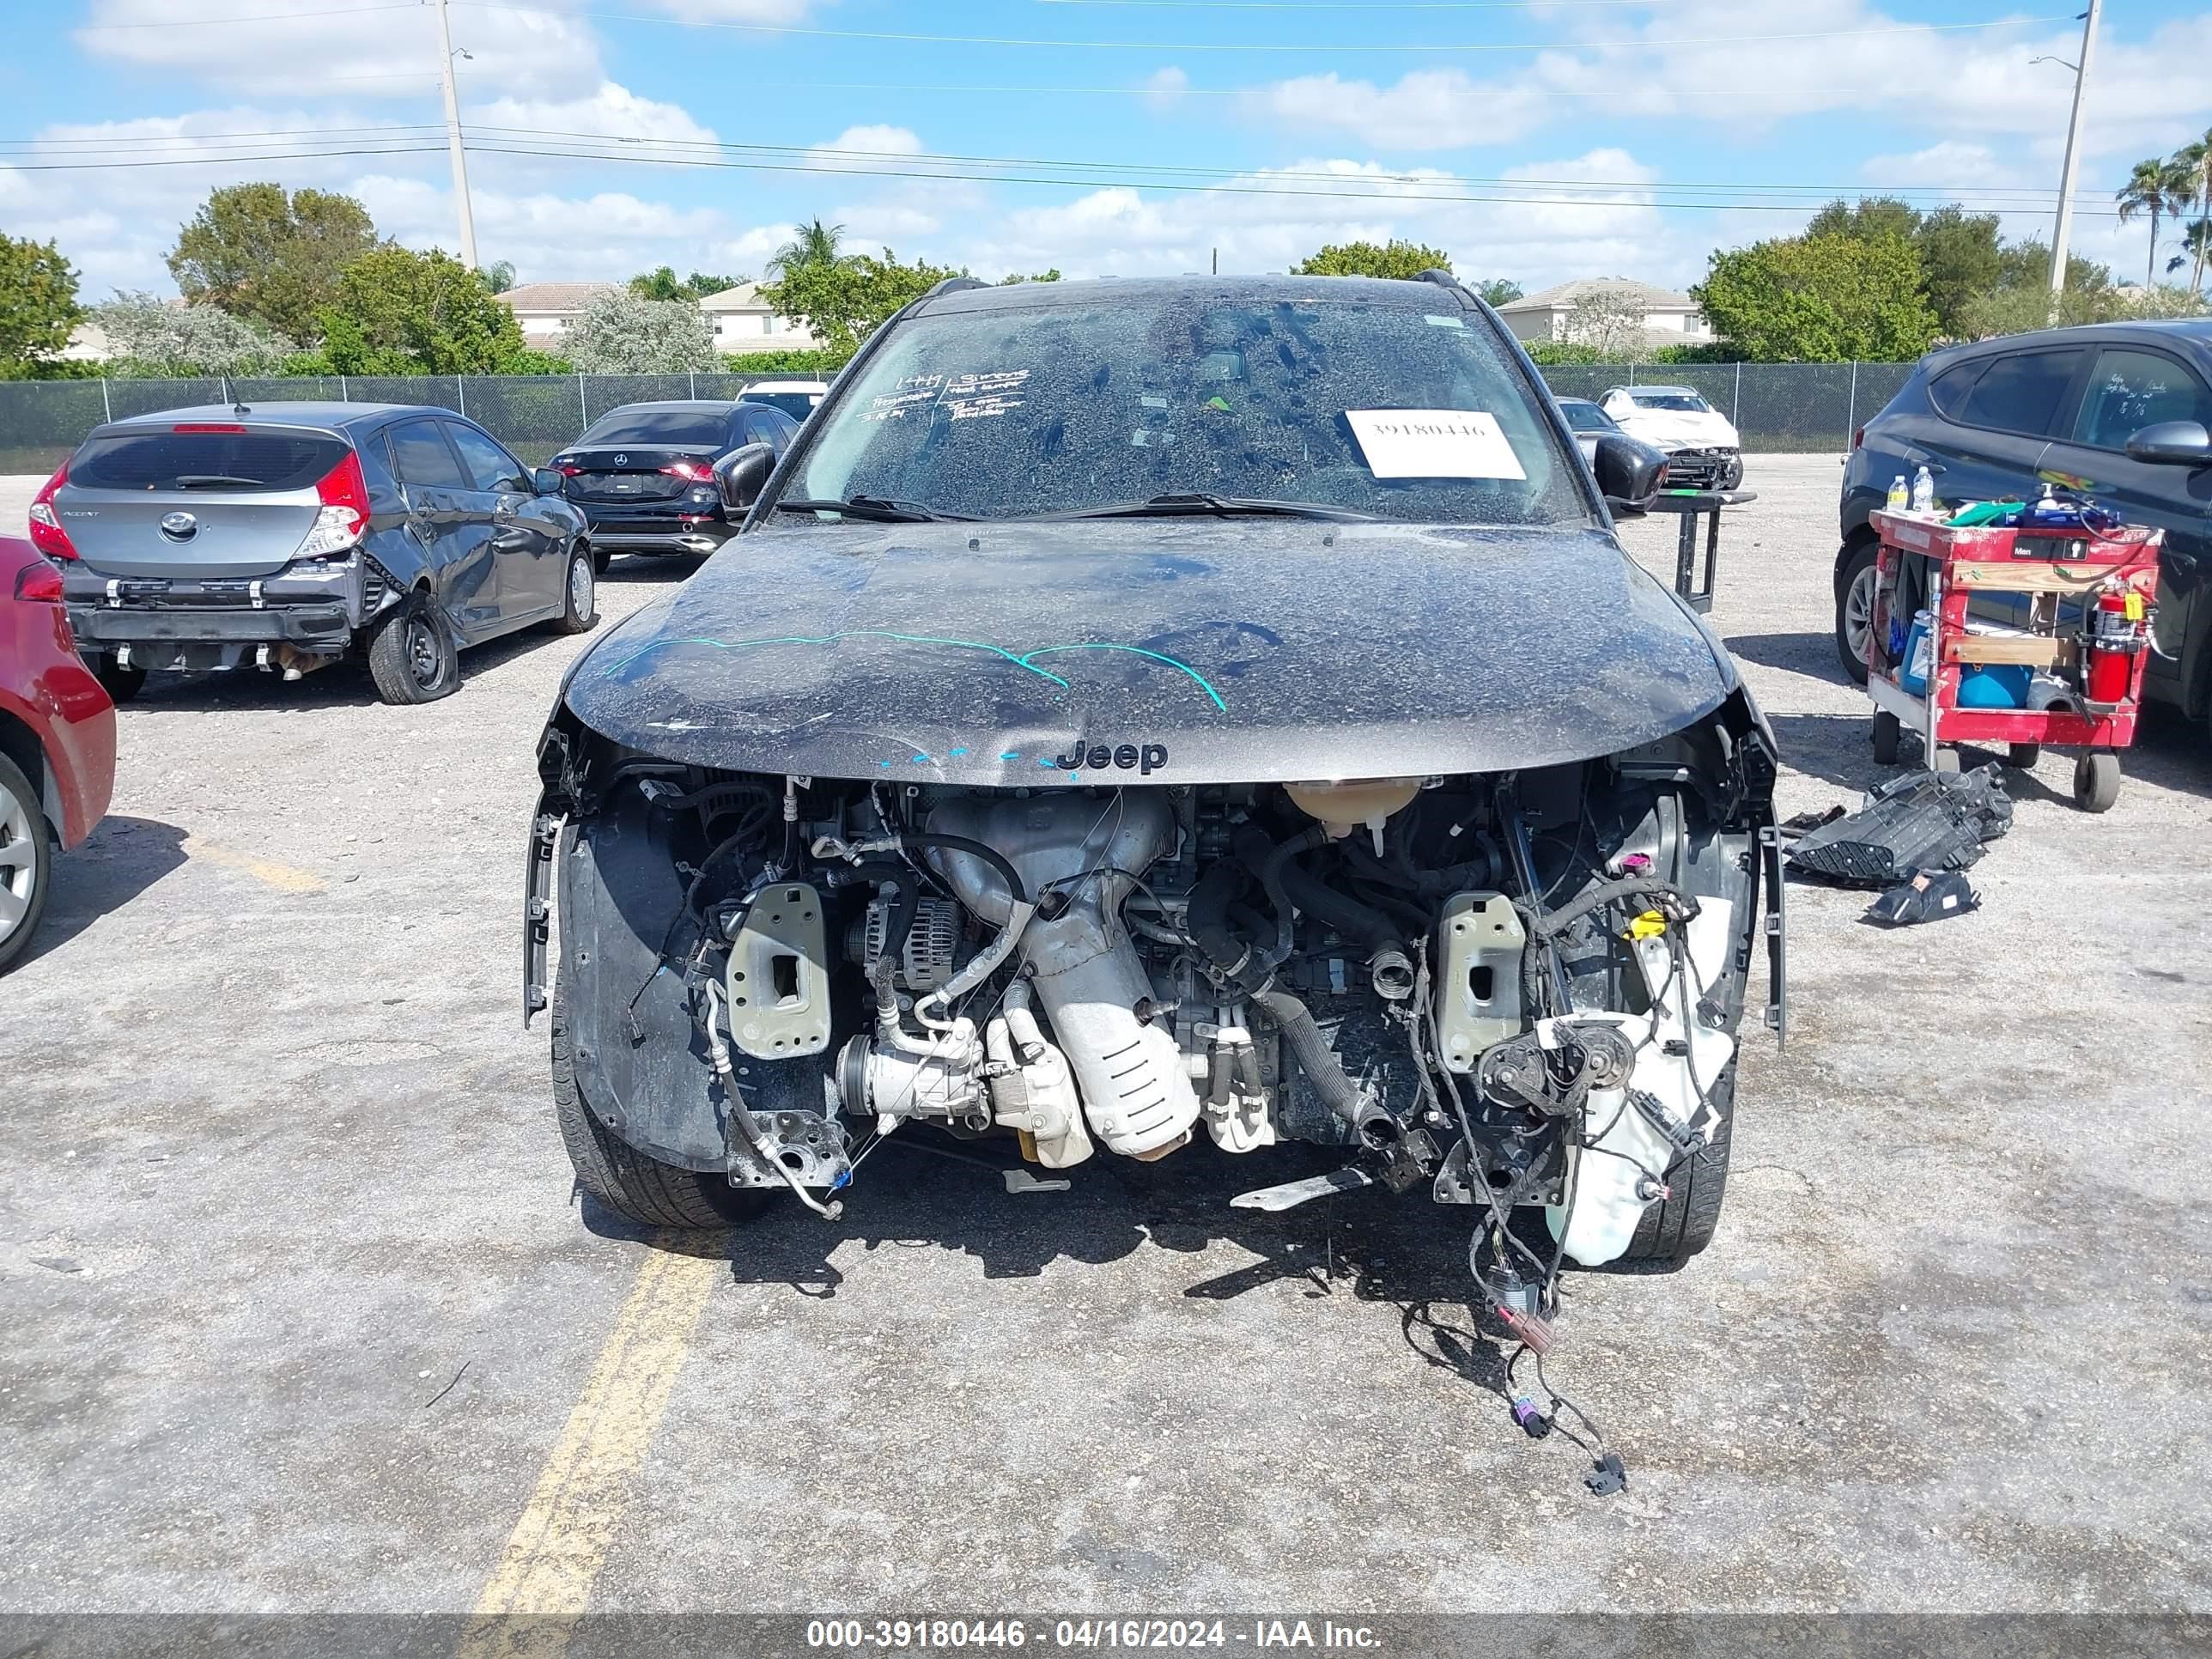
[{"x1": 0, "y1": 362, "x2": 1917, "y2": 475}]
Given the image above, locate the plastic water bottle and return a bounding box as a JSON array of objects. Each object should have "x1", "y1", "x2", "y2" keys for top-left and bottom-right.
[
  {"x1": 1911, "y1": 465, "x2": 1935, "y2": 514},
  {"x1": 1887, "y1": 475, "x2": 1908, "y2": 512}
]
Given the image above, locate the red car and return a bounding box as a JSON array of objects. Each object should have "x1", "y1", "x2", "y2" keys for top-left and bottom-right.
[{"x1": 0, "y1": 532, "x2": 116, "y2": 973}]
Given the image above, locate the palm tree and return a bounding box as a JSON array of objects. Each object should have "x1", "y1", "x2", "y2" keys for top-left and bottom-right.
[
  {"x1": 2176, "y1": 132, "x2": 2212, "y2": 295},
  {"x1": 480, "y1": 258, "x2": 516, "y2": 295},
  {"x1": 767, "y1": 219, "x2": 846, "y2": 279},
  {"x1": 2168, "y1": 220, "x2": 2212, "y2": 292},
  {"x1": 2116, "y1": 158, "x2": 2190, "y2": 289}
]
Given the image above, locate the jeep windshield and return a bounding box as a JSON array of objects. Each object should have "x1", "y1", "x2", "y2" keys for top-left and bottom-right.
[{"x1": 773, "y1": 286, "x2": 1588, "y2": 526}]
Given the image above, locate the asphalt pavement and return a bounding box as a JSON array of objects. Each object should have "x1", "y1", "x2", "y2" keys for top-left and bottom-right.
[{"x1": 0, "y1": 457, "x2": 2207, "y2": 1620}]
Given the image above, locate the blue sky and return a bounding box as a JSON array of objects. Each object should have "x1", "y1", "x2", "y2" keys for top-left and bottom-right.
[{"x1": 3, "y1": 0, "x2": 2210, "y2": 304}]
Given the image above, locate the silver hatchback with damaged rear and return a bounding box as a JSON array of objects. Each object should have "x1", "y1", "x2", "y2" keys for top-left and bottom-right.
[{"x1": 37, "y1": 401, "x2": 599, "y2": 705}]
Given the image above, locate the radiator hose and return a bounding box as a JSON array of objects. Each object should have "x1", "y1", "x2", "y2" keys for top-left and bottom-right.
[
  {"x1": 1251, "y1": 988, "x2": 1363, "y2": 1129},
  {"x1": 1188, "y1": 830, "x2": 1370, "y2": 1131}
]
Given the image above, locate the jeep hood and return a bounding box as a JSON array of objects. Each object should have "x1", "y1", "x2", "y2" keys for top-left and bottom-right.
[{"x1": 560, "y1": 518, "x2": 1738, "y2": 785}]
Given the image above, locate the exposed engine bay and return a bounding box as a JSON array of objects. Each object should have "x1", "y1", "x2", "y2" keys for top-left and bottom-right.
[{"x1": 528, "y1": 696, "x2": 1783, "y2": 1275}]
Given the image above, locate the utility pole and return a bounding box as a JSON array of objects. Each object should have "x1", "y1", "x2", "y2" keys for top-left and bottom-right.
[
  {"x1": 433, "y1": 0, "x2": 479, "y2": 270},
  {"x1": 2046, "y1": 0, "x2": 2102, "y2": 298}
]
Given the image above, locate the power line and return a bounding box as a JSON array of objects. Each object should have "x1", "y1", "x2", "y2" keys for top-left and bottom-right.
[
  {"x1": 1035, "y1": 0, "x2": 1692, "y2": 7},
  {"x1": 1, "y1": 144, "x2": 446, "y2": 172},
  {"x1": 453, "y1": 137, "x2": 2139, "y2": 216},
  {"x1": 76, "y1": 2, "x2": 416, "y2": 27},
  {"x1": 464, "y1": 125, "x2": 2083, "y2": 202},
  {"x1": 0, "y1": 125, "x2": 445, "y2": 150},
  {"x1": 451, "y1": 1, "x2": 2076, "y2": 53},
  {"x1": 0, "y1": 122, "x2": 2131, "y2": 214},
  {"x1": 2, "y1": 75, "x2": 2060, "y2": 106}
]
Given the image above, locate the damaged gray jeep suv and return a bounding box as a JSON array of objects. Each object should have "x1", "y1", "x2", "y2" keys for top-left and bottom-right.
[
  {"x1": 40, "y1": 402, "x2": 597, "y2": 704},
  {"x1": 526, "y1": 272, "x2": 1784, "y2": 1316}
]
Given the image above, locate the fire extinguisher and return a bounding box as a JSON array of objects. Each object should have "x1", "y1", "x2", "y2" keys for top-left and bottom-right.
[{"x1": 2082, "y1": 583, "x2": 2148, "y2": 707}]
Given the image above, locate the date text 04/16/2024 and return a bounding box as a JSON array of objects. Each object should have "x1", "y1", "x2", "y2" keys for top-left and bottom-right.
[{"x1": 805, "y1": 1620, "x2": 1383, "y2": 1650}]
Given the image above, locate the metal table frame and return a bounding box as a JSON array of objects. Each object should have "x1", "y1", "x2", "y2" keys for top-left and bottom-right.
[{"x1": 1639, "y1": 488, "x2": 1757, "y2": 613}]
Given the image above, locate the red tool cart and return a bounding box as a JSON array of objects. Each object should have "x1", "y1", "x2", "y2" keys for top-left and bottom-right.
[{"x1": 1863, "y1": 507, "x2": 2162, "y2": 813}]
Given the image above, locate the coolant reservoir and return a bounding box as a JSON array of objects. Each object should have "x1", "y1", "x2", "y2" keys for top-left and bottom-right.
[{"x1": 1285, "y1": 778, "x2": 1422, "y2": 848}]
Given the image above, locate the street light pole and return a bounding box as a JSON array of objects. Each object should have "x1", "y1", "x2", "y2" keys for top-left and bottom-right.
[
  {"x1": 2047, "y1": 0, "x2": 2102, "y2": 297},
  {"x1": 433, "y1": 0, "x2": 479, "y2": 269}
]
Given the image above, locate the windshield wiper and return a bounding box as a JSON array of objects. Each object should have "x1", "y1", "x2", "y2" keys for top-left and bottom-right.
[
  {"x1": 173, "y1": 474, "x2": 264, "y2": 489},
  {"x1": 1054, "y1": 493, "x2": 1376, "y2": 523},
  {"x1": 774, "y1": 495, "x2": 976, "y2": 523}
]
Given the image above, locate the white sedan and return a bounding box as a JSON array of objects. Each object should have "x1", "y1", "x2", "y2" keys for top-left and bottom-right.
[{"x1": 1599, "y1": 385, "x2": 1744, "y2": 490}]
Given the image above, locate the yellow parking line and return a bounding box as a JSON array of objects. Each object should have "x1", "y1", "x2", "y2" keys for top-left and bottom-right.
[
  {"x1": 459, "y1": 1237, "x2": 723, "y2": 1658},
  {"x1": 185, "y1": 836, "x2": 326, "y2": 894}
]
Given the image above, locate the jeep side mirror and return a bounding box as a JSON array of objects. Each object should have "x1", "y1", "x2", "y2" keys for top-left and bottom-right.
[
  {"x1": 714, "y1": 442, "x2": 774, "y2": 510},
  {"x1": 532, "y1": 467, "x2": 565, "y2": 495},
  {"x1": 2124, "y1": 420, "x2": 2212, "y2": 467},
  {"x1": 1591, "y1": 432, "x2": 1665, "y2": 506}
]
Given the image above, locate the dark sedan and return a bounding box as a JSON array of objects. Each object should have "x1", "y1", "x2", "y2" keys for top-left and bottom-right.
[{"x1": 549, "y1": 400, "x2": 800, "y2": 565}]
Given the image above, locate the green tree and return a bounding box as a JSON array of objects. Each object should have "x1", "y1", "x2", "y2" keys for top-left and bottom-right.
[
  {"x1": 1693, "y1": 232, "x2": 1938, "y2": 362},
  {"x1": 1291, "y1": 240, "x2": 1452, "y2": 279},
  {"x1": 1908, "y1": 206, "x2": 2004, "y2": 338},
  {"x1": 319, "y1": 246, "x2": 526, "y2": 374},
  {"x1": 167, "y1": 183, "x2": 380, "y2": 343},
  {"x1": 482, "y1": 259, "x2": 517, "y2": 295},
  {"x1": 1804, "y1": 196, "x2": 1999, "y2": 339},
  {"x1": 1994, "y1": 236, "x2": 2110, "y2": 295},
  {"x1": 767, "y1": 219, "x2": 848, "y2": 279},
  {"x1": 759, "y1": 246, "x2": 963, "y2": 353},
  {"x1": 999, "y1": 268, "x2": 1063, "y2": 284},
  {"x1": 0, "y1": 234, "x2": 83, "y2": 370},
  {"x1": 628, "y1": 265, "x2": 746, "y2": 300},
  {"x1": 1472, "y1": 278, "x2": 1522, "y2": 307},
  {"x1": 1804, "y1": 195, "x2": 1923, "y2": 244}
]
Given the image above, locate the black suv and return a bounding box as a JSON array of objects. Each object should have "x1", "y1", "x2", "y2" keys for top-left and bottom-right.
[
  {"x1": 1837, "y1": 321, "x2": 2212, "y2": 739},
  {"x1": 549, "y1": 400, "x2": 800, "y2": 565}
]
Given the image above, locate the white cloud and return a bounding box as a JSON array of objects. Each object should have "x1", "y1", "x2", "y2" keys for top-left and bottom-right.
[
  {"x1": 1260, "y1": 69, "x2": 1552, "y2": 151},
  {"x1": 625, "y1": 0, "x2": 821, "y2": 20},
  {"x1": 808, "y1": 125, "x2": 926, "y2": 167},
  {"x1": 355, "y1": 173, "x2": 769, "y2": 282},
  {"x1": 1142, "y1": 67, "x2": 1190, "y2": 114},
  {"x1": 799, "y1": 127, "x2": 987, "y2": 249},
  {"x1": 0, "y1": 107, "x2": 435, "y2": 299},
  {"x1": 467, "y1": 82, "x2": 720, "y2": 148},
  {"x1": 75, "y1": 0, "x2": 603, "y2": 100},
  {"x1": 1249, "y1": 3, "x2": 2212, "y2": 168},
  {"x1": 940, "y1": 149, "x2": 1684, "y2": 290}
]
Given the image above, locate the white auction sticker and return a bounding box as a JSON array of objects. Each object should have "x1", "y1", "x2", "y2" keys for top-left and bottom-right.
[{"x1": 1346, "y1": 409, "x2": 1527, "y2": 481}]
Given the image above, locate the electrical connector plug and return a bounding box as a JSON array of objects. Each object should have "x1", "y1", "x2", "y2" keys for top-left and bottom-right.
[
  {"x1": 1583, "y1": 1452, "x2": 1628, "y2": 1497},
  {"x1": 1510, "y1": 1395, "x2": 1553, "y2": 1439},
  {"x1": 1497, "y1": 1303, "x2": 1556, "y2": 1355}
]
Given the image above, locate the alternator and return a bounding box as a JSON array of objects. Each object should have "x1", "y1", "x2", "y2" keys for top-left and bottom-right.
[{"x1": 853, "y1": 896, "x2": 961, "y2": 990}]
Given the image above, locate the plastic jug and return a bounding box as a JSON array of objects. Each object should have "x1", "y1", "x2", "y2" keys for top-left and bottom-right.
[{"x1": 1899, "y1": 610, "x2": 1933, "y2": 695}]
